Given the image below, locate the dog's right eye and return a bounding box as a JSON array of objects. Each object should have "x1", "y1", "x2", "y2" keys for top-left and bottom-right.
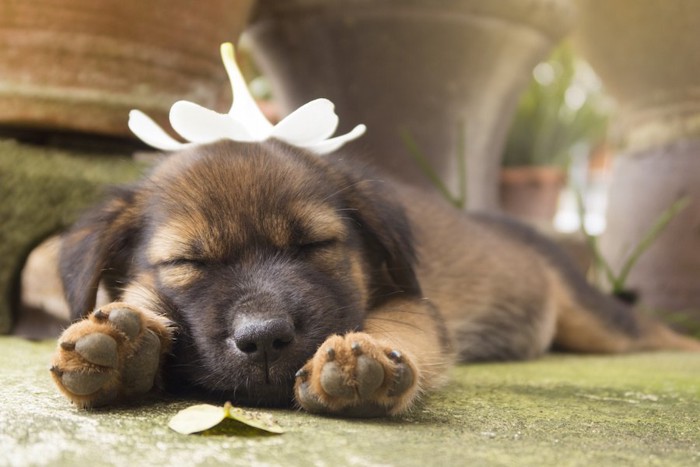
[{"x1": 293, "y1": 238, "x2": 338, "y2": 258}]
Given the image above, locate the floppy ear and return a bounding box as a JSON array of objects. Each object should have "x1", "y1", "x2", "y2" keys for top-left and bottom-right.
[
  {"x1": 60, "y1": 187, "x2": 141, "y2": 320},
  {"x1": 345, "y1": 177, "x2": 422, "y2": 299}
]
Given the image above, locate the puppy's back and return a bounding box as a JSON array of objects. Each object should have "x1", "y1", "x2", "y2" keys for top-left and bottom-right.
[{"x1": 394, "y1": 183, "x2": 700, "y2": 361}]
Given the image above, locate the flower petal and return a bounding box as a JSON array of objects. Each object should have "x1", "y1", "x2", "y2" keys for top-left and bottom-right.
[
  {"x1": 128, "y1": 110, "x2": 188, "y2": 151},
  {"x1": 305, "y1": 124, "x2": 367, "y2": 155},
  {"x1": 129, "y1": 43, "x2": 367, "y2": 154},
  {"x1": 221, "y1": 42, "x2": 273, "y2": 140},
  {"x1": 271, "y1": 98, "x2": 339, "y2": 145},
  {"x1": 169, "y1": 100, "x2": 255, "y2": 143}
]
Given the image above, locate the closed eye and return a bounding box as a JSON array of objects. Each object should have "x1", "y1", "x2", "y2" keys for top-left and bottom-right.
[
  {"x1": 302, "y1": 239, "x2": 337, "y2": 249},
  {"x1": 296, "y1": 238, "x2": 338, "y2": 255}
]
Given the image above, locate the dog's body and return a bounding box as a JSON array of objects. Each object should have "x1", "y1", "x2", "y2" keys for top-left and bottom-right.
[{"x1": 51, "y1": 140, "x2": 700, "y2": 416}]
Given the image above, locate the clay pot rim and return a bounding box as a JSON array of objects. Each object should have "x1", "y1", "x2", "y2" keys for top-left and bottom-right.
[{"x1": 251, "y1": 0, "x2": 575, "y2": 41}]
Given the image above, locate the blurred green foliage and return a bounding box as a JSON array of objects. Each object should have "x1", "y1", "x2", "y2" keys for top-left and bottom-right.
[{"x1": 503, "y1": 44, "x2": 610, "y2": 167}]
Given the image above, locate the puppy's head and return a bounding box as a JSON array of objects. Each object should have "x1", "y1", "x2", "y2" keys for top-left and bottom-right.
[{"x1": 60, "y1": 140, "x2": 420, "y2": 406}]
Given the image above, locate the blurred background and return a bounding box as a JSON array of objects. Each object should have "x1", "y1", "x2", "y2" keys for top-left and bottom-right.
[{"x1": 1, "y1": 0, "x2": 699, "y2": 336}]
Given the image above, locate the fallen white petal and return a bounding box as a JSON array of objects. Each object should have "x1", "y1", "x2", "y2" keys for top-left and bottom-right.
[
  {"x1": 271, "y1": 98, "x2": 339, "y2": 146},
  {"x1": 128, "y1": 110, "x2": 188, "y2": 151},
  {"x1": 168, "y1": 404, "x2": 226, "y2": 435}
]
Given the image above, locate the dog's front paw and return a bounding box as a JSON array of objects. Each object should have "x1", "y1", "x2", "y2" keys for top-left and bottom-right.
[
  {"x1": 294, "y1": 332, "x2": 419, "y2": 417},
  {"x1": 50, "y1": 303, "x2": 169, "y2": 408}
]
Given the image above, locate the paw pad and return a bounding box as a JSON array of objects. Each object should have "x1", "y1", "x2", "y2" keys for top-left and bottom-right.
[
  {"x1": 74, "y1": 333, "x2": 118, "y2": 368},
  {"x1": 320, "y1": 362, "x2": 355, "y2": 398},
  {"x1": 354, "y1": 355, "x2": 384, "y2": 398},
  {"x1": 105, "y1": 307, "x2": 142, "y2": 339},
  {"x1": 50, "y1": 303, "x2": 167, "y2": 408},
  {"x1": 294, "y1": 333, "x2": 418, "y2": 417},
  {"x1": 61, "y1": 371, "x2": 111, "y2": 396}
]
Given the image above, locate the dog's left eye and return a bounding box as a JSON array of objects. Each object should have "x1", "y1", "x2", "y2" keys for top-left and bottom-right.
[{"x1": 297, "y1": 238, "x2": 337, "y2": 253}]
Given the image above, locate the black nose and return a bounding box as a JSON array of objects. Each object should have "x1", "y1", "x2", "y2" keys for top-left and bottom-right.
[{"x1": 233, "y1": 318, "x2": 295, "y2": 363}]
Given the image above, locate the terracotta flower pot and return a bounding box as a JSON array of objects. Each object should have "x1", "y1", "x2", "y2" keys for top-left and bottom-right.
[
  {"x1": 245, "y1": 0, "x2": 574, "y2": 210},
  {"x1": 0, "y1": 0, "x2": 255, "y2": 138},
  {"x1": 499, "y1": 166, "x2": 566, "y2": 224}
]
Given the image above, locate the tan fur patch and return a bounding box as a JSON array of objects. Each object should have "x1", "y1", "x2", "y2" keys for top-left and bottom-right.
[
  {"x1": 148, "y1": 221, "x2": 206, "y2": 265},
  {"x1": 262, "y1": 213, "x2": 293, "y2": 249},
  {"x1": 551, "y1": 275, "x2": 633, "y2": 353},
  {"x1": 291, "y1": 202, "x2": 348, "y2": 243},
  {"x1": 157, "y1": 264, "x2": 203, "y2": 289},
  {"x1": 348, "y1": 252, "x2": 369, "y2": 310}
]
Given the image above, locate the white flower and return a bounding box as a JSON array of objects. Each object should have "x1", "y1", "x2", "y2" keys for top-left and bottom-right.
[{"x1": 128, "y1": 42, "x2": 366, "y2": 154}]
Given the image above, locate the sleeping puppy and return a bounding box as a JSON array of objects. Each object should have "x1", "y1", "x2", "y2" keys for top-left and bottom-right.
[{"x1": 50, "y1": 139, "x2": 700, "y2": 416}]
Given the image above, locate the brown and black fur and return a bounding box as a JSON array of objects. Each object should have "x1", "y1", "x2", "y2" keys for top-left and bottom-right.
[{"x1": 50, "y1": 140, "x2": 700, "y2": 416}]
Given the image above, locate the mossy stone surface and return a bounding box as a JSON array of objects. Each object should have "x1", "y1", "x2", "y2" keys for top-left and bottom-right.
[
  {"x1": 0, "y1": 139, "x2": 144, "y2": 333},
  {"x1": 2, "y1": 337, "x2": 698, "y2": 466}
]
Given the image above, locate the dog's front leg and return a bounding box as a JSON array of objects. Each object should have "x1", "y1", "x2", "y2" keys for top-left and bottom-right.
[
  {"x1": 50, "y1": 302, "x2": 173, "y2": 408},
  {"x1": 295, "y1": 298, "x2": 452, "y2": 417}
]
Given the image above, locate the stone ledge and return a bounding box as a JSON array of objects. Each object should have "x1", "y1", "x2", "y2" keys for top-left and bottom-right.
[{"x1": 2, "y1": 337, "x2": 698, "y2": 466}]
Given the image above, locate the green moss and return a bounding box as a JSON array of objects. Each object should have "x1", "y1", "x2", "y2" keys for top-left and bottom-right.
[
  {"x1": 2, "y1": 337, "x2": 698, "y2": 466},
  {"x1": 0, "y1": 139, "x2": 144, "y2": 333}
]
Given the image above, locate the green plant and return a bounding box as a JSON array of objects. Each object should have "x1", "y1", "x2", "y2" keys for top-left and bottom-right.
[
  {"x1": 502, "y1": 44, "x2": 609, "y2": 168},
  {"x1": 575, "y1": 189, "x2": 690, "y2": 295},
  {"x1": 399, "y1": 122, "x2": 467, "y2": 210}
]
